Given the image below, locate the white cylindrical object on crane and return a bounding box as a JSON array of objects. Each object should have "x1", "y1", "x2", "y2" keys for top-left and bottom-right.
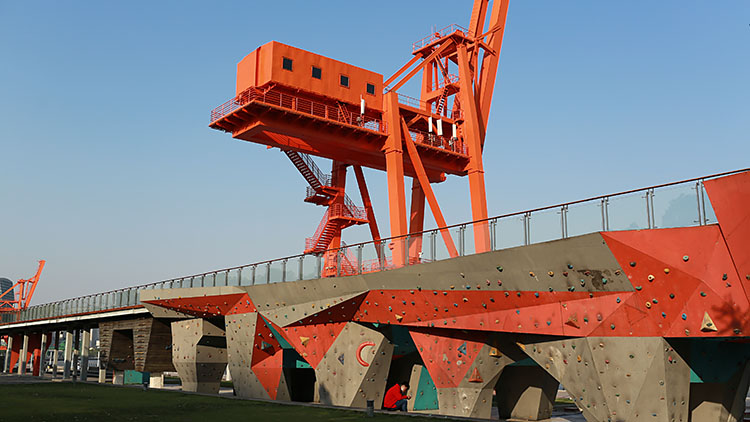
[
  {"x1": 428, "y1": 116, "x2": 433, "y2": 133},
  {"x1": 360, "y1": 97, "x2": 365, "y2": 115},
  {"x1": 452, "y1": 123, "x2": 457, "y2": 138},
  {"x1": 436, "y1": 119, "x2": 443, "y2": 136}
]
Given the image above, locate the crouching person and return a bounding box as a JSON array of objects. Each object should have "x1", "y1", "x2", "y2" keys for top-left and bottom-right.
[{"x1": 383, "y1": 382, "x2": 410, "y2": 412}]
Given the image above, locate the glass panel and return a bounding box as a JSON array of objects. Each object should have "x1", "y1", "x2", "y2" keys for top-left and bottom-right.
[
  {"x1": 228, "y1": 269, "x2": 240, "y2": 286},
  {"x1": 301, "y1": 255, "x2": 320, "y2": 279},
  {"x1": 608, "y1": 191, "x2": 649, "y2": 231},
  {"x1": 652, "y1": 182, "x2": 700, "y2": 229},
  {"x1": 496, "y1": 215, "x2": 525, "y2": 249},
  {"x1": 215, "y1": 271, "x2": 227, "y2": 286},
  {"x1": 269, "y1": 260, "x2": 285, "y2": 282},
  {"x1": 701, "y1": 183, "x2": 718, "y2": 225},
  {"x1": 255, "y1": 264, "x2": 268, "y2": 285},
  {"x1": 529, "y1": 208, "x2": 563, "y2": 244},
  {"x1": 285, "y1": 258, "x2": 300, "y2": 282},
  {"x1": 567, "y1": 201, "x2": 603, "y2": 237}
]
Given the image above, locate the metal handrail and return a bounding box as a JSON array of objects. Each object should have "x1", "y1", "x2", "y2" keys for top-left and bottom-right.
[
  {"x1": 211, "y1": 87, "x2": 387, "y2": 133},
  {"x1": 412, "y1": 24, "x2": 469, "y2": 52},
  {"x1": 7, "y1": 168, "x2": 749, "y2": 325}
]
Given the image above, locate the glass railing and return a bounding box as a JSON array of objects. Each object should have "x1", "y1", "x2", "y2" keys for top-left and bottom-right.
[{"x1": 4, "y1": 169, "x2": 745, "y2": 325}]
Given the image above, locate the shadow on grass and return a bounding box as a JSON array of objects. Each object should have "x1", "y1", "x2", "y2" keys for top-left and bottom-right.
[{"x1": 1, "y1": 383, "x2": 453, "y2": 422}]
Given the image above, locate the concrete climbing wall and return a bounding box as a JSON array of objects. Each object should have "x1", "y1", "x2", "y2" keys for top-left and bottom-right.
[
  {"x1": 495, "y1": 365, "x2": 558, "y2": 421},
  {"x1": 301, "y1": 321, "x2": 393, "y2": 408},
  {"x1": 520, "y1": 337, "x2": 690, "y2": 422},
  {"x1": 171, "y1": 318, "x2": 227, "y2": 394},
  {"x1": 225, "y1": 312, "x2": 290, "y2": 400}
]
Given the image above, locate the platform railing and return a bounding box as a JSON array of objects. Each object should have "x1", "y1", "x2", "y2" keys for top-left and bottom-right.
[
  {"x1": 412, "y1": 24, "x2": 469, "y2": 52},
  {"x1": 210, "y1": 87, "x2": 386, "y2": 133},
  {"x1": 7, "y1": 168, "x2": 748, "y2": 325}
]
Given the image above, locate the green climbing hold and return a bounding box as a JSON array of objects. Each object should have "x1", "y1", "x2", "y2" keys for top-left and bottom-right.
[{"x1": 496, "y1": 266, "x2": 503, "y2": 272}]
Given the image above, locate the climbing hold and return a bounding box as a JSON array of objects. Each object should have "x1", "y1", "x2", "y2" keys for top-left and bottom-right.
[
  {"x1": 548, "y1": 271, "x2": 554, "y2": 277},
  {"x1": 645, "y1": 302, "x2": 651, "y2": 309},
  {"x1": 337, "y1": 354, "x2": 345, "y2": 365},
  {"x1": 563, "y1": 271, "x2": 569, "y2": 277},
  {"x1": 457, "y1": 342, "x2": 467, "y2": 355},
  {"x1": 546, "y1": 320, "x2": 551, "y2": 326},
  {"x1": 700, "y1": 291, "x2": 707, "y2": 297},
  {"x1": 701, "y1": 312, "x2": 717, "y2": 332},
  {"x1": 534, "y1": 292, "x2": 540, "y2": 298},
  {"x1": 300, "y1": 336, "x2": 310, "y2": 346},
  {"x1": 610, "y1": 324, "x2": 616, "y2": 330},
  {"x1": 460, "y1": 272, "x2": 465, "y2": 278},
  {"x1": 496, "y1": 266, "x2": 504, "y2": 272},
  {"x1": 670, "y1": 293, "x2": 675, "y2": 299},
  {"x1": 683, "y1": 255, "x2": 689, "y2": 262},
  {"x1": 568, "y1": 264, "x2": 574, "y2": 269},
  {"x1": 468, "y1": 367, "x2": 483, "y2": 383},
  {"x1": 489, "y1": 347, "x2": 501, "y2": 357},
  {"x1": 635, "y1": 286, "x2": 643, "y2": 291},
  {"x1": 616, "y1": 297, "x2": 621, "y2": 303},
  {"x1": 681, "y1": 313, "x2": 687, "y2": 320},
  {"x1": 568, "y1": 286, "x2": 575, "y2": 292},
  {"x1": 630, "y1": 261, "x2": 636, "y2": 267},
  {"x1": 565, "y1": 314, "x2": 580, "y2": 329},
  {"x1": 652, "y1": 299, "x2": 658, "y2": 304},
  {"x1": 648, "y1": 274, "x2": 655, "y2": 281},
  {"x1": 529, "y1": 272, "x2": 536, "y2": 277},
  {"x1": 662, "y1": 312, "x2": 666, "y2": 318},
  {"x1": 723, "y1": 273, "x2": 728, "y2": 280},
  {"x1": 395, "y1": 314, "x2": 403, "y2": 322},
  {"x1": 664, "y1": 268, "x2": 670, "y2": 274},
  {"x1": 602, "y1": 278, "x2": 608, "y2": 285}
]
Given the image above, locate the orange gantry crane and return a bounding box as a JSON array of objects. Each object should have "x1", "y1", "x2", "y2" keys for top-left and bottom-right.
[
  {"x1": 0, "y1": 260, "x2": 45, "y2": 314},
  {"x1": 209, "y1": 0, "x2": 509, "y2": 276}
]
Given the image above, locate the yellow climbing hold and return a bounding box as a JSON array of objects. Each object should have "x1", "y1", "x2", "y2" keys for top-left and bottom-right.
[
  {"x1": 300, "y1": 336, "x2": 310, "y2": 346},
  {"x1": 700, "y1": 312, "x2": 718, "y2": 332},
  {"x1": 395, "y1": 314, "x2": 404, "y2": 322}
]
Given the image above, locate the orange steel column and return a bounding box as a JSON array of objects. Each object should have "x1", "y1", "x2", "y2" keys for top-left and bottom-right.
[
  {"x1": 401, "y1": 119, "x2": 458, "y2": 258},
  {"x1": 353, "y1": 166, "x2": 381, "y2": 246},
  {"x1": 408, "y1": 179, "x2": 426, "y2": 262},
  {"x1": 323, "y1": 162, "x2": 348, "y2": 276},
  {"x1": 384, "y1": 92, "x2": 408, "y2": 266},
  {"x1": 457, "y1": 44, "x2": 490, "y2": 253}
]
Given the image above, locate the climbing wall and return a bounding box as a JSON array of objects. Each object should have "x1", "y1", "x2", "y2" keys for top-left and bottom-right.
[
  {"x1": 409, "y1": 328, "x2": 516, "y2": 419},
  {"x1": 495, "y1": 365, "x2": 559, "y2": 421},
  {"x1": 225, "y1": 311, "x2": 291, "y2": 400},
  {"x1": 300, "y1": 321, "x2": 393, "y2": 407},
  {"x1": 519, "y1": 337, "x2": 690, "y2": 422},
  {"x1": 171, "y1": 318, "x2": 228, "y2": 394}
]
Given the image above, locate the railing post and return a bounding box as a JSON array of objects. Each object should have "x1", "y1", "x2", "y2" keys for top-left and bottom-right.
[
  {"x1": 561, "y1": 205, "x2": 569, "y2": 239},
  {"x1": 238, "y1": 267, "x2": 243, "y2": 286},
  {"x1": 298, "y1": 257, "x2": 304, "y2": 280},
  {"x1": 357, "y1": 245, "x2": 363, "y2": 274},
  {"x1": 649, "y1": 188, "x2": 656, "y2": 228},
  {"x1": 316, "y1": 255, "x2": 322, "y2": 278},
  {"x1": 266, "y1": 262, "x2": 271, "y2": 284},
  {"x1": 336, "y1": 249, "x2": 342, "y2": 277},
  {"x1": 430, "y1": 231, "x2": 437, "y2": 261},
  {"x1": 404, "y1": 235, "x2": 410, "y2": 265},
  {"x1": 459, "y1": 226, "x2": 466, "y2": 256},
  {"x1": 601, "y1": 197, "x2": 610, "y2": 231},
  {"x1": 523, "y1": 213, "x2": 530, "y2": 246},
  {"x1": 251, "y1": 265, "x2": 257, "y2": 285},
  {"x1": 700, "y1": 181, "x2": 709, "y2": 224},
  {"x1": 695, "y1": 182, "x2": 703, "y2": 226},
  {"x1": 490, "y1": 218, "x2": 497, "y2": 251},
  {"x1": 645, "y1": 190, "x2": 653, "y2": 229},
  {"x1": 281, "y1": 259, "x2": 287, "y2": 283}
]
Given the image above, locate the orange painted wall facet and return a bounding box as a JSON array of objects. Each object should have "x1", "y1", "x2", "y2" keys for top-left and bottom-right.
[{"x1": 236, "y1": 41, "x2": 383, "y2": 111}]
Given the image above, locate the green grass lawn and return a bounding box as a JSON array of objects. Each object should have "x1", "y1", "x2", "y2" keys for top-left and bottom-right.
[{"x1": 0, "y1": 383, "x2": 453, "y2": 422}]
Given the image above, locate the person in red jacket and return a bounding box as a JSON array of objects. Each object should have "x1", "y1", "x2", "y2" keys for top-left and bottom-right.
[{"x1": 383, "y1": 382, "x2": 410, "y2": 411}]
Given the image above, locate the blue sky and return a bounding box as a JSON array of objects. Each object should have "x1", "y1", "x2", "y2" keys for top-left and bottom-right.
[{"x1": 1, "y1": 1, "x2": 748, "y2": 304}]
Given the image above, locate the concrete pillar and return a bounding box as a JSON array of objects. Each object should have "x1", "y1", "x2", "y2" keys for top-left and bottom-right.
[
  {"x1": 63, "y1": 330, "x2": 73, "y2": 379},
  {"x1": 18, "y1": 333, "x2": 28, "y2": 375},
  {"x1": 80, "y1": 329, "x2": 91, "y2": 382},
  {"x1": 113, "y1": 370, "x2": 124, "y2": 385},
  {"x1": 171, "y1": 318, "x2": 227, "y2": 394},
  {"x1": 98, "y1": 367, "x2": 106, "y2": 383},
  {"x1": 496, "y1": 366, "x2": 558, "y2": 421},
  {"x1": 51, "y1": 331, "x2": 59, "y2": 378},
  {"x1": 149, "y1": 372, "x2": 165, "y2": 389},
  {"x1": 38, "y1": 333, "x2": 48, "y2": 377},
  {"x1": 3, "y1": 335, "x2": 12, "y2": 373},
  {"x1": 72, "y1": 329, "x2": 80, "y2": 382}
]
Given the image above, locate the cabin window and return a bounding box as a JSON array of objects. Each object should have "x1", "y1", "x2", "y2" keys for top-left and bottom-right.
[
  {"x1": 312, "y1": 66, "x2": 322, "y2": 79},
  {"x1": 340, "y1": 75, "x2": 349, "y2": 88},
  {"x1": 366, "y1": 83, "x2": 375, "y2": 95},
  {"x1": 282, "y1": 57, "x2": 293, "y2": 71}
]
